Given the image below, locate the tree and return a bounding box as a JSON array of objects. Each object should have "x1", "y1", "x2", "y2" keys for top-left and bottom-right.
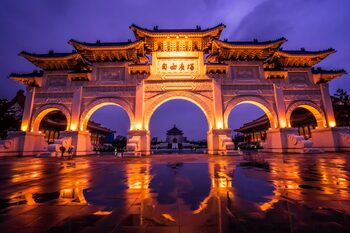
[
  {"x1": 333, "y1": 89, "x2": 350, "y2": 127},
  {"x1": 0, "y1": 99, "x2": 21, "y2": 139},
  {"x1": 334, "y1": 89, "x2": 350, "y2": 105},
  {"x1": 112, "y1": 135, "x2": 127, "y2": 151}
]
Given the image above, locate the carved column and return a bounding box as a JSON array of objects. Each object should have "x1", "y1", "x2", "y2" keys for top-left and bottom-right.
[
  {"x1": 9, "y1": 87, "x2": 48, "y2": 156},
  {"x1": 70, "y1": 86, "x2": 82, "y2": 131},
  {"x1": 310, "y1": 83, "x2": 349, "y2": 152},
  {"x1": 207, "y1": 70, "x2": 235, "y2": 155},
  {"x1": 21, "y1": 87, "x2": 35, "y2": 131},
  {"x1": 134, "y1": 77, "x2": 145, "y2": 130},
  {"x1": 127, "y1": 69, "x2": 151, "y2": 156},
  {"x1": 212, "y1": 77, "x2": 224, "y2": 129},
  {"x1": 273, "y1": 83, "x2": 287, "y2": 128},
  {"x1": 319, "y1": 83, "x2": 336, "y2": 127}
]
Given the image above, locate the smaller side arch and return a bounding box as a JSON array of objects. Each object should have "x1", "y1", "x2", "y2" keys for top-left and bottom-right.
[
  {"x1": 31, "y1": 104, "x2": 71, "y2": 132},
  {"x1": 286, "y1": 100, "x2": 326, "y2": 128},
  {"x1": 79, "y1": 97, "x2": 134, "y2": 131},
  {"x1": 223, "y1": 96, "x2": 278, "y2": 129}
]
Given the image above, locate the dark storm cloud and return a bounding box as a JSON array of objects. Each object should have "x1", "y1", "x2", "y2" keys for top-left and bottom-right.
[{"x1": 233, "y1": 0, "x2": 350, "y2": 92}]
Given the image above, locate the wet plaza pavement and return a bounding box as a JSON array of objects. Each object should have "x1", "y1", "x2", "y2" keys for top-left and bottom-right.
[{"x1": 0, "y1": 153, "x2": 349, "y2": 233}]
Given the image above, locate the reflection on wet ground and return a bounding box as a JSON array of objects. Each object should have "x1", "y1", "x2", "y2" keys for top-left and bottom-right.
[{"x1": 0, "y1": 153, "x2": 349, "y2": 233}]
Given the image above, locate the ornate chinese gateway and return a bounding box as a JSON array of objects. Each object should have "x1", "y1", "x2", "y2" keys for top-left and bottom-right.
[{"x1": 1, "y1": 24, "x2": 349, "y2": 156}]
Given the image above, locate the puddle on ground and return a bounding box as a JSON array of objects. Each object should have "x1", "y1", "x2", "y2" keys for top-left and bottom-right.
[{"x1": 0, "y1": 153, "x2": 349, "y2": 233}]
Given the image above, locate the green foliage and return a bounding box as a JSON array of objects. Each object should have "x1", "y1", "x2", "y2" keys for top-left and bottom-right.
[
  {"x1": 0, "y1": 99, "x2": 21, "y2": 139},
  {"x1": 112, "y1": 136, "x2": 127, "y2": 151},
  {"x1": 334, "y1": 89, "x2": 350, "y2": 105},
  {"x1": 333, "y1": 89, "x2": 350, "y2": 127}
]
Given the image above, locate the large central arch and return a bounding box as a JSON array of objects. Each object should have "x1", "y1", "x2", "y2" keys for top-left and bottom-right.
[
  {"x1": 223, "y1": 96, "x2": 278, "y2": 129},
  {"x1": 144, "y1": 91, "x2": 214, "y2": 130}
]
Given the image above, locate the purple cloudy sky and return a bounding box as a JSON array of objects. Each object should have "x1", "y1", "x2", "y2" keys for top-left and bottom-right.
[{"x1": 0, "y1": 0, "x2": 349, "y2": 140}]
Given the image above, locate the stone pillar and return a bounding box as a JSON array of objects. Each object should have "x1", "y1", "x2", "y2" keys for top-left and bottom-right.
[
  {"x1": 319, "y1": 83, "x2": 336, "y2": 127},
  {"x1": 311, "y1": 127, "x2": 350, "y2": 152},
  {"x1": 273, "y1": 83, "x2": 287, "y2": 128},
  {"x1": 126, "y1": 130, "x2": 150, "y2": 156},
  {"x1": 206, "y1": 76, "x2": 235, "y2": 155},
  {"x1": 309, "y1": 83, "x2": 349, "y2": 152},
  {"x1": 0, "y1": 87, "x2": 49, "y2": 157},
  {"x1": 0, "y1": 131, "x2": 47, "y2": 156},
  {"x1": 59, "y1": 131, "x2": 93, "y2": 156},
  {"x1": 263, "y1": 128, "x2": 313, "y2": 153},
  {"x1": 125, "y1": 77, "x2": 150, "y2": 156},
  {"x1": 55, "y1": 87, "x2": 92, "y2": 156},
  {"x1": 207, "y1": 129, "x2": 235, "y2": 155},
  {"x1": 212, "y1": 78, "x2": 224, "y2": 129},
  {"x1": 21, "y1": 87, "x2": 35, "y2": 132},
  {"x1": 70, "y1": 87, "x2": 82, "y2": 131},
  {"x1": 134, "y1": 78, "x2": 144, "y2": 130}
]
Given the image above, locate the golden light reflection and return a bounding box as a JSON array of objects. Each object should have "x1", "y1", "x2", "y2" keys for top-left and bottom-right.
[
  {"x1": 318, "y1": 158, "x2": 349, "y2": 199},
  {"x1": 126, "y1": 163, "x2": 151, "y2": 191},
  {"x1": 94, "y1": 211, "x2": 112, "y2": 216},
  {"x1": 260, "y1": 198, "x2": 280, "y2": 211},
  {"x1": 260, "y1": 158, "x2": 302, "y2": 211},
  {"x1": 193, "y1": 159, "x2": 233, "y2": 215},
  {"x1": 11, "y1": 162, "x2": 43, "y2": 183},
  {"x1": 161, "y1": 213, "x2": 176, "y2": 222}
]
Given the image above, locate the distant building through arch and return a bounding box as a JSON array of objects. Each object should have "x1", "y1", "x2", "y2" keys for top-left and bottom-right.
[{"x1": 1, "y1": 23, "x2": 349, "y2": 156}]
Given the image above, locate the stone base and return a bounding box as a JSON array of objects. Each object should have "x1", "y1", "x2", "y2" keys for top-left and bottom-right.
[
  {"x1": 207, "y1": 129, "x2": 235, "y2": 155},
  {"x1": 311, "y1": 127, "x2": 350, "y2": 152},
  {"x1": 59, "y1": 131, "x2": 93, "y2": 156},
  {"x1": 0, "y1": 131, "x2": 48, "y2": 157},
  {"x1": 126, "y1": 130, "x2": 150, "y2": 156},
  {"x1": 263, "y1": 128, "x2": 313, "y2": 153}
]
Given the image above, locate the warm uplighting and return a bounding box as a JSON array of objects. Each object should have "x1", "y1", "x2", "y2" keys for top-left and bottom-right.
[
  {"x1": 279, "y1": 121, "x2": 286, "y2": 128},
  {"x1": 216, "y1": 121, "x2": 223, "y2": 129},
  {"x1": 135, "y1": 123, "x2": 142, "y2": 130},
  {"x1": 329, "y1": 121, "x2": 336, "y2": 127},
  {"x1": 70, "y1": 123, "x2": 77, "y2": 131},
  {"x1": 21, "y1": 125, "x2": 28, "y2": 132}
]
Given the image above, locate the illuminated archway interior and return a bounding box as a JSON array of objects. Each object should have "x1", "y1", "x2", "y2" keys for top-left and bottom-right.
[
  {"x1": 290, "y1": 107, "x2": 317, "y2": 139},
  {"x1": 39, "y1": 110, "x2": 67, "y2": 144},
  {"x1": 149, "y1": 99, "x2": 209, "y2": 153},
  {"x1": 228, "y1": 103, "x2": 271, "y2": 149},
  {"x1": 86, "y1": 104, "x2": 130, "y2": 149}
]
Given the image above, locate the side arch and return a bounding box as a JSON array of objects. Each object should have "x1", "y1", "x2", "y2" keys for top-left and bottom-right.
[
  {"x1": 79, "y1": 97, "x2": 134, "y2": 131},
  {"x1": 286, "y1": 100, "x2": 326, "y2": 128},
  {"x1": 31, "y1": 104, "x2": 71, "y2": 132},
  {"x1": 223, "y1": 95, "x2": 278, "y2": 129},
  {"x1": 144, "y1": 91, "x2": 214, "y2": 130}
]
